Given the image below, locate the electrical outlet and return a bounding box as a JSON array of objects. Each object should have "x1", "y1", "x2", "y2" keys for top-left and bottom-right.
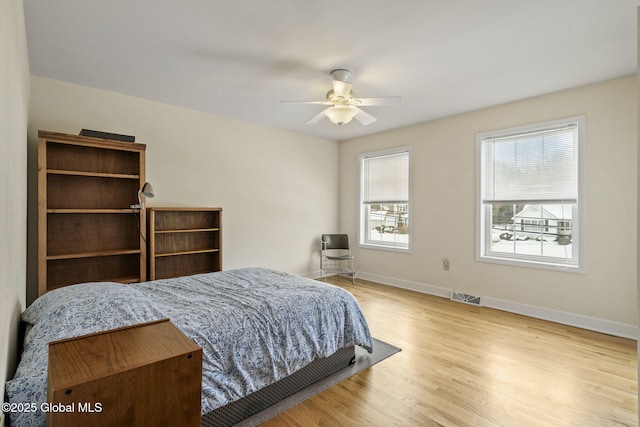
[{"x1": 443, "y1": 258, "x2": 450, "y2": 270}]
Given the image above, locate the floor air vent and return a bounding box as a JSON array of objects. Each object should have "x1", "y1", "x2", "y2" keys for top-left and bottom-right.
[{"x1": 450, "y1": 291, "x2": 483, "y2": 306}]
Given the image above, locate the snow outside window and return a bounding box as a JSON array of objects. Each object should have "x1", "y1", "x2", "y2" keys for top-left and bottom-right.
[
  {"x1": 359, "y1": 147, "x2": 411, "y2": 251},
  {"x1": 476, "y1": 117, "x2": 585, "y2": 272}
]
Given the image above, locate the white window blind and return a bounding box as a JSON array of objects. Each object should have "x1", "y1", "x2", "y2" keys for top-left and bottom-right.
[
  {"x1": 481, "y1": 124, "x2": 578, "y2": 203},
  {"x1": 362, "y1": 150, "x2": 409, "y2": 204}
]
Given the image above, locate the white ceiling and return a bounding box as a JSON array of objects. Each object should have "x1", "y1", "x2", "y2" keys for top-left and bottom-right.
[{"x1": 24, "y1": 0, "x2": 640, "y2": 142}]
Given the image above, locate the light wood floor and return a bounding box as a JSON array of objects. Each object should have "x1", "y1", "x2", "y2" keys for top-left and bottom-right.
[{"x1": 261, "y1": 276, "x2": 638, "y2": 427}]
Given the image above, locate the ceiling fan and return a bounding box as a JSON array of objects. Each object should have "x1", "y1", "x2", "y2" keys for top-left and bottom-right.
[{"x1": 282, "y1": 69, "x2": 402, "y2": 126}]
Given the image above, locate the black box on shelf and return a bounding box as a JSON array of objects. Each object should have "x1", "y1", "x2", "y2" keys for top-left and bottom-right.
[{"x1": 80, "y1": 129, "x2": 135, "y2": 142}]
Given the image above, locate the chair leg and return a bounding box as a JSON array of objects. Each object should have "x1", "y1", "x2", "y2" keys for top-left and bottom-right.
[{"x1": 351, "y1": 259, "x2": 355, "y2": 284}]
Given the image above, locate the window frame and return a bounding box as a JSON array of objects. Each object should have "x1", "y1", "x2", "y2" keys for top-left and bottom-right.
[
  {"x1": 358, "y1": 146, "x2": 412, "y2": 252},
  {"x1": 476, "y1": 116, "x2": 586, "y2": 272}
]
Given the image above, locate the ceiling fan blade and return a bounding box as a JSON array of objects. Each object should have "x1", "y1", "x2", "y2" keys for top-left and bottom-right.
[
  {"x1": 305, "y1": 107, "x2": 332, "y2": 124},
  {"x1": 354, "y1": 96, "x2": 403, "y2": 106},
  {"x1": 353, "y1": 107, "x2": 377, "y2": 126},
  {"x1": 332, "y1": 80, "x2": 352, "y2": 98},
  {"x1": 281, "y1": 100, "x2": 331, "y2": 105}
]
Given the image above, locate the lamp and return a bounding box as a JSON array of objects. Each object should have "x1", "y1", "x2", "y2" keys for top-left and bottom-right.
[
  {"x1": 130, "y1": 182, "x2": 154, "y2": 209},
  {"x1": 325, "y1": 105, "x2": 358, "y2": 126}
]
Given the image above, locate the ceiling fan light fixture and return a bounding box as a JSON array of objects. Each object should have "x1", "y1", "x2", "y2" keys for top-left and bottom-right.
[
  {"x1": 284, "y1": 69, "x2": 401, "y2": 127},
  {"x1": 326, "y1": 105, "x2": 358, "y2": 126}
]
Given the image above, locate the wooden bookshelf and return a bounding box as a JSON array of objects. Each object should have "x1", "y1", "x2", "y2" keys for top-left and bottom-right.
[
  {"x1": 147, "y1": 208, "x2": 222, "y2": 280},
  {"x1": 38, "y1": 131, "x2": 147, "y2": 295}
]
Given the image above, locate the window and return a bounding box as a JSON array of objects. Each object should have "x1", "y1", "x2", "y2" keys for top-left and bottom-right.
[
  {"x1": 359, "y1": 147, "x2": 411, "y2": 251},
  {"x1": 477, "y1": 117, "x2": 584, "y2": 271}
]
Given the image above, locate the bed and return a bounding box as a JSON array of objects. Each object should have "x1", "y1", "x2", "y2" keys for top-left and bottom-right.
[{"x1": 6, "y1": 267, "x2": 373, "y2": 426}]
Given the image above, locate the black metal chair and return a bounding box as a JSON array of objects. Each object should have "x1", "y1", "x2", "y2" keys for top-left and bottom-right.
[{"x1": 320, "y1": 234, "x2": 355, "y2": 283}]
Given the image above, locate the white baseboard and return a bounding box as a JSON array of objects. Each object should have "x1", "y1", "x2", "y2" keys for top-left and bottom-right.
[
  {"x1": 482, "y1": 296, "x2": 637, "y2": 339},
  {"x1": 347, "y1": 271, "x2": 638, "y2": 340},
  {"x1": 356, "y1": 271, "x2": 451, "y2": 298},
  {"x1": 301, "y1": 271, "x2": 321, "y2": 280}
]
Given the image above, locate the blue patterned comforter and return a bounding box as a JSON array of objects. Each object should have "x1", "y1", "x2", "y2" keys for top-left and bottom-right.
[{"x1": 6, "y1": 268, "x2": 372, "y2": 426}]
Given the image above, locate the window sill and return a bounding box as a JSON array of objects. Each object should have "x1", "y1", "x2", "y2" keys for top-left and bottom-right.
[
  {"x1": 477, "y1": 254, "x2": 584, "y2": 273},
  {"x1": 359, "y1": 242, "x2": 411, "y2": 253}
]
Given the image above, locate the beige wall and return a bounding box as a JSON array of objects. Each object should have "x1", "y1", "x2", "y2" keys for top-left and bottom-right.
[
  {"x1": 340, "y1": 76, "x2": 638, "y2": 332},
  {"x1": 27, "y1": 76, "x2": 339, "y2": 301},
  {"x1": 0, "y1": 0, "x2": 29, "y2": 412},
  {"x1": 636, "y1": 6, "x2": 639, "y2": 422}
]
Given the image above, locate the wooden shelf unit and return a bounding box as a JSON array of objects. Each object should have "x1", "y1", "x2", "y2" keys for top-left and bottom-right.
[
  {"x1": 38, "y1": 131, "x2": 147, "y2": 295},
  {"x1": 148, "y1": 208, "x2": 222, "y2": 280},
  {"x1": 47, "y1": 319, "x2": 202, "y2": 427}
]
